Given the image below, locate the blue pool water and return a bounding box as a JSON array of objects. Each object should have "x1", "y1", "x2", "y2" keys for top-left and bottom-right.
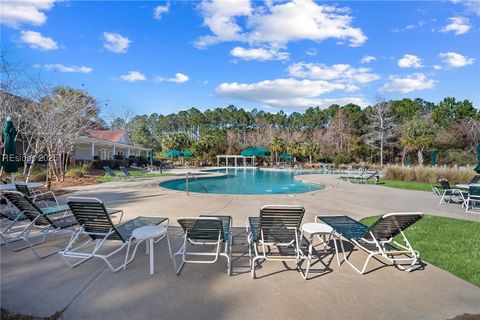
[{"x1": 160, "y1": 168, "x2": 324, "y2": 195}]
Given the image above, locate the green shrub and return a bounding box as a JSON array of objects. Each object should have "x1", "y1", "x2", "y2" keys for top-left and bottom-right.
[
  {"x1": 384, "y1": 165, "x2": 475, "y2": 184},
  {"x1": 441, "y1": 149, "x2": 476, "y2": 166},
  {"x1": 333, "y1": 152, "x2": 353, "y2": 166},
  {"x1": 65, "y1": 165, "x2": 89, "y2": 178}
]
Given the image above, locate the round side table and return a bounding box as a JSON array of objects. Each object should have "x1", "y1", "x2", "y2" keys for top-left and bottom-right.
[{"x1": 125, "y1": 225, "x2": 169, "y2": 275}]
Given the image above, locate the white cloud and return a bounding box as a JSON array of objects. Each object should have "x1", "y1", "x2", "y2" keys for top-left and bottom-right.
[
  {"x1": 465, "y1": 0, "x2": 480, "y2": 15},
  {"x1": 196, "y1": 0, "x2": 366, "y2": 49},
  {"x1": 439, "y1": 51, "x2": 475, "y2": 68},
  {"x1": 119, "y1": 71, "x2": 146, "y2": 82},
  {"x1": 393, "y1": 20, "x2": 425, "y2": 32},
  {"x1": 41, "y1": 64, "x2": 92, "y2": 73},
  {"x1": 397, "y1": 54, "x2": 423, "y2": 68},
  {"x1": 452, "y1": 0, "x2": 480, "y2": 16},
  {"x1": 360, "y1": 55, "x2": 376, "y2": 64},
  {"x1": 305, "y1": 48, "x2": 317, "y2": 56},
  {"x1": 0, "y1": 0, "x2": 57, "y2": 28},
  {"x1": 155, "y1": 73, "x2": 190, "y2": 84},
  {"x1": 168, "y1": 73, "x2": 189, "y2": 83},
  {"x1": 103, "y1": 32, "x2": 131, "y2": 53},
  {"x1": 433, "y1": 65, "x2": 442, "y2": 70},
  {"x1": 153, "y1": 3, "x2": 169, "y2": 20},
  {"x1": 215, "y1": 78, "x2": 368, "y2": 109},
  {"x1": 230, "y1": 46, "x2": 288, "y2": 61},
  {"x1": 440, "y1": 17, "x2": 471, "y2": 35},
  {"x1": 19, "y1": 30, "x2": 58, "y2": 51},
  {"x1": 195, "y1": 0, "x2": 252, "y2": 47},
  {"x1": 287, "y1": 62, "x2": 380, "y2": 84},
  {"x1": 381, "y1": 73, "x2": 435, "y2": 93}
]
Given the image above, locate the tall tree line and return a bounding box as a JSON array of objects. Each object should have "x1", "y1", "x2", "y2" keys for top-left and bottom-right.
[{"x1": 110, "y1": 97, "x2": 479, "y2": 166}]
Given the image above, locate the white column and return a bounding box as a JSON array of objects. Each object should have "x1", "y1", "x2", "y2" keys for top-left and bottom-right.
[
  {"x1": 217, "y1": 156, "x2": 219, "y2": 167},
  {"x1": 91, "y1": 142, "x2": 95, "y2": 159},
  {"x1": 243, "y1": 157, "x2": 246, "y2": 167},
  {"x1": 235, "y1": 157, "x2": 237, "y2": 167},
  {"x1": 112, "y1": 145, "x2": 116, "y2": 159},
  {"x1": 127, "y1": 147, "x2": 131, "y2": 157}
]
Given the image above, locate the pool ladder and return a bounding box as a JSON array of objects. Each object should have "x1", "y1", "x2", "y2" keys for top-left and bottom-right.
[{"x1": 186, "y1": 172, "x2": 208, "y2": 195}]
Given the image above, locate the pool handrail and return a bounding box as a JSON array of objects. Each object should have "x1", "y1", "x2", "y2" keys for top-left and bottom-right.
[{"x1": 186, "y1": 172, "x2": 209, "y2": 195}]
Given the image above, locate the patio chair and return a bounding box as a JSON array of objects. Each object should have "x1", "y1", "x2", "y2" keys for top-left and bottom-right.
[
  {"x1": 103, "y1": 166, "x2": 120, "y2": 178},
  {"x1": 173, "y1": 215, "x2": 232, "y2": 275},
  {"x1": 349, "y1": 171, "x2": 380, "y2": 184},
  {"x1": 59, "y1": 197, "x2": 168, "y2": 272},
  {"x1": 15, "y1": 183, "x2": 58, "y2": 207},
  {"x1": 339, "y1": 168, "x2": 366, "y2": 181},
  {"x1": 317, "y1": 212, "x2": 423, "y2": 274},
  {"x1": 247, "y1": 205, "x2": 305, "y2": 279},
  {"x1": 437, "y1": 179, "x2": 467, "y2": 205},
  {"x1": 465, "y1": 185, "x2": 480, "y2": 214},
  {"x1": 468, "y1": 175, "x2": 480, "y2": 184},
  {"x1": 119, "y1": 166, "x2": 134, "y2": 178},
  {"x1": 1, "y1": 191, "x2": 76, "y2": 258}
]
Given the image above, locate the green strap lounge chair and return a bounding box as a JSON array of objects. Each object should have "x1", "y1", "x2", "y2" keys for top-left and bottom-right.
[
  {"x1": 339, "y1": 168, "x2": 366, "y2": 181},
  {"x1": 59, "y1": 197, "x2": 168, "y2": 272},
  {"x1": 119, "y1": 166, "x2": 133, "y2": 178},
  {"x1": 174, "y1": 215, "x2": 232, "y2": 275},
  {"x1": 2, "y1": 191, "x2": 76, "y2": 258},
  {"x1": 465, "y1": 185, "x2": 480, "y2": 214},
  {"x1": 247, "y1": 205, "x2": 305, "y2": 279},
  {"x1": 347, "y1": 171, "x2": 380, "y2": 184},
  {"x1": 15, "y1": 183, "x2": 58, "y2": 207},
  {"x1": 316, "y1": 212, "x2": 423, "y2": 274},
  {"x1": 103, "y1": 166, "x2": 118, "y2": 178},
  {"x1": 436, "y1": 179, "x2": 467, "y2": 205},
  {"x1": 469, "y1": 175, "x2": 480, "y2": 184}
]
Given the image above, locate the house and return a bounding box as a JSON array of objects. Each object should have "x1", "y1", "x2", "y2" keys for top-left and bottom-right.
[{"x1": 74, "y1": 130, "x2": 150, "y2": 160}]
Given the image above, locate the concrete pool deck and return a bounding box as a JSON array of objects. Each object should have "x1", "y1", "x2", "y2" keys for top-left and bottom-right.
[{"x1": 1, "y1": 172, "x2": 479, "y2": 319}]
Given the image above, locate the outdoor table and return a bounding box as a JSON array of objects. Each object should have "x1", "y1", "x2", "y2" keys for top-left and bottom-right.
[
  {"x1": 300, "y1": 222, "x2": 334, "y2": 279},
  {"x1": 301, "y1": 223, "x2": 334, "y2": 254},
  {"x1": 0, "y1": 182, "x2": 43, "y2": 191},
  {"x1": 126, "y1": 225, "x2": 169, "y2": 275}
]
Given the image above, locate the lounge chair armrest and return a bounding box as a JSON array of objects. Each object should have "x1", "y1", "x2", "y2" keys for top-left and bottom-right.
[{"x1": 107, "y1": 209, "x2": 124, "y2": 223}]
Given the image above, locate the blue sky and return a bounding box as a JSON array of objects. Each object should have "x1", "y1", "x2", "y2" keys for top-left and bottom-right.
[{"x1": 1, "y1": 0, "x2": 479, "y2": 117}]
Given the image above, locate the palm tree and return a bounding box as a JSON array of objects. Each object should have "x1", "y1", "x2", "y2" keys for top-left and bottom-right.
[
  {"x1": 269, "y1": 137, "x2": 285, "y2": 163},
  {"x1": 302, "y1": 140, "x2": 319, "y2": 164}
]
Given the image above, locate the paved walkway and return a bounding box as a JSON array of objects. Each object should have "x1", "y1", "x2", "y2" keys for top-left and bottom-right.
[{"x1": 1, "y1": 172, "x2": 479, "y2": 319}]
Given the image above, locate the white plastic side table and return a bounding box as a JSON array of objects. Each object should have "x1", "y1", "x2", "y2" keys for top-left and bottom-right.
[
  {"x1": 125, "y1": 225, "x2": 170, "y2": 275},
  {"x1": 300, "y1": 222, "x2": 334, "y2": 280}
]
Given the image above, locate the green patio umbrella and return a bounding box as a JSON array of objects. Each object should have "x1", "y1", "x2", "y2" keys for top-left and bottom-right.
[
  {"x1": 2, "y1": 117, "x2": 19, "y2": 182},
  {"x1": 405, "y1": 155, "x2": 412, "y2": 167},
  {"x1": 181, "y1": 151, "x2": 193, "y2": 157},
  {"x1": 240, "y1": 147, "x2": 270, "y2": 157},
  {"x1": 149, "y1": 149, "x2": 154, "y2": 165},
  {"x1": 475, "y1": 143, "x2": 480, "y2": 174},
  {"x1": 431, "y1": 149, "x2": 437, "y2": 167},
  {"x1": 279, "y1": 153, "x2": 294, "y2": 161},
  {"x1": 164, "y1": 149, "x2": 181, "y2": 157}
]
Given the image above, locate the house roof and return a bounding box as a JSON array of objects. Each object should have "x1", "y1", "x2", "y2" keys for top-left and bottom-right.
[{"x1": 87, "y1": 130, "x2": 129, "y2": 144}]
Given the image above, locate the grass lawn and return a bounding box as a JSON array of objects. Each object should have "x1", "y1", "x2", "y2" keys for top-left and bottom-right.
[
  {"x1": 97, "y1": 170, "x2": 175, "y2": 183},
  {"x1": 377, "y1": 179, "x2": 433, "y2": 192},
  {"x1": 339, "y1": 177, "x2": 433, "y2": 192},
  {"x1": 361, "y1": 215, "x2": 480, "y2": 286}
]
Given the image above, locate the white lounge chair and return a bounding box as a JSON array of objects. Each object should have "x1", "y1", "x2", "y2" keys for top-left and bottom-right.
[
  {"x1": 317, "y1": 212, "x2": 423, "y2": 274},
  {"x1": 247, "y1": 205, "x2": 305, "y2": 279},
  {"x1": 59, "y1": 197, "x2": 168, "y2": 272},
  {"x1": 2, "y1": 191, "x2": 76, "y2": 258},
  {"x1": 465, "y1": 185, "x2": 480, "y2": 214},
  {"x1": 173, "y1": 215, "x2": 232, "y2": 275}
]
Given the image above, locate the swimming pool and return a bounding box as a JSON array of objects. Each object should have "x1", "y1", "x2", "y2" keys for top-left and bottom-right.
[{"x1": 159, "y1": 168, "x2": 325, "y2": 195}]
